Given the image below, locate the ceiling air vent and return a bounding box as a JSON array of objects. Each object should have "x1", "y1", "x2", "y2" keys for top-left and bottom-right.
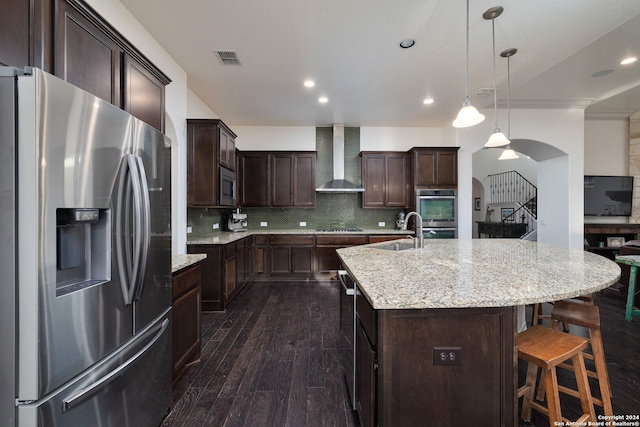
[{"x1": 215, "y1": 50, "x2": 241, "y2": 65}]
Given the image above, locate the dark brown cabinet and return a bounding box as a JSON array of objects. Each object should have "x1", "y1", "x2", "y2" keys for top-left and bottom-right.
[
  {"x1": 355, "y1": 299, "x2": 516, "y2": 426},
  {"x1": 253, "y1": 235, "x2": 269, "y2": 275},
  {"x1": 240, "y1": 152, "x2": 270, "y2": 207},
  {"x1": 361, "y1": 152, "x2": 409, "y2": 208},
  {"x1": 188, "y1": 237, "x2": 252, "y2": 311},
  {"x1": 2, "y1": 0, "x2": 169, "y2": 131},
  {"x1": 55, "y1": 0, "x2": 122, "y2": 106},
  {"x1": 172, "y1": 263, "x2": 202, "y2": 384},
  {"x1": 411, "y1": 147, "x2": 459, "y2": 188},
  {"x1": 240, "y1": 152, "x2": 316, "y2": 208},
  {"x1": 268, "y1": 235, "x2": 315, "y2": 275},
  {"x1": 219, "y1": 126, "x2": 236, "y2": 170},
  {"x1": 187, "y1": 119, "x2": 237, "y2": 207},
  {"x1": 123, "y1": 54, "x2": 165, "y2": 132},
  {"x1": 316, "y1": 235, "x2": 368, "y2": 274}
]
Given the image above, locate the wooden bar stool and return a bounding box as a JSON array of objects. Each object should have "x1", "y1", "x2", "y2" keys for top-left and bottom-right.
[
  {"x1": 518, "y1": 325, "x2": 595, "y2": 426},
  {"x1": 546, "y1": 299, "x2": 613, "y2": 417}
]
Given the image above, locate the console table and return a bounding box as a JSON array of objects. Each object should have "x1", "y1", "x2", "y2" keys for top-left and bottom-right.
[{"x1": 476, "y1": 221, "x2": 527, "y2": 238}]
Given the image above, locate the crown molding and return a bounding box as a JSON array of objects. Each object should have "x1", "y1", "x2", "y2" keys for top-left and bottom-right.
[
  {"x1": 585, "y1": 111, "x2": 634, "y2": 121},
  {"x1": 496, "y1": 98, "x2": 594, "y2": 109}
]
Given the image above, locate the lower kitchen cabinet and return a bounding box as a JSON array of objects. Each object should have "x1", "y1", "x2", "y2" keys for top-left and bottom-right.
[
  {"x1": 316, "y1": 235, "x2": 368, "y2": 274},
  {"x1": 171, "y1": 262, "x2": 202, "y2": 384},
  {"x1": 268, "y1": 235, "x2": 314, "y2": 275},
  {"x1": 355, "y1": 292, "x2": 516, "y2": 427},
  {"x1": 188, "y1": 236, "x2": 252, "y2": 311}
]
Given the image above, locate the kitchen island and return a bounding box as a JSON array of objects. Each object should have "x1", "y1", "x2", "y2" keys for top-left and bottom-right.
[{"x1": 336, "y1": 238, "x2": 621, "y2": 427}]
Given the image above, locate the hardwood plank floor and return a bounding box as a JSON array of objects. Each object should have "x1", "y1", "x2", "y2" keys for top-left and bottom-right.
[
  {"x1": 163, "y1": 282, "x2": 357, "y2": 427},
  {"x1": 163, "y1": 282, "x2": 639, "y2": 427}
]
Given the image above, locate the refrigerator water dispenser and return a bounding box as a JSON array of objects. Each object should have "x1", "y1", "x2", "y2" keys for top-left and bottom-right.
[{"x1": 56, "y1": 208, "x2": 111, "y2": 296}]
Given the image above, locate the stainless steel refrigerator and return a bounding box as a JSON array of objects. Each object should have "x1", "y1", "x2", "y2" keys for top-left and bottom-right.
[{"x1": 0, "y1": 67, "x2": 172, "y2": 427}]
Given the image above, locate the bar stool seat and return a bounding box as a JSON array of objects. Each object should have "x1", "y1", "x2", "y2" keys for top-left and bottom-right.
[
  {"x1": 549, "y1": 299, "x2": 613, "y2": 417},
  {"x1": 518, "y1": 325, "x2": 595, "y2": 426}
]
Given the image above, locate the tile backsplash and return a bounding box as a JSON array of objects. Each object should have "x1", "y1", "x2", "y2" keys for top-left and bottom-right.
[{"x1": 188, "y1": 194, "x2": 402, "y2": 236}]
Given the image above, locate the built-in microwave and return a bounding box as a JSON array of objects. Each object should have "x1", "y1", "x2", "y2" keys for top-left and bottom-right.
[
  {"x1": 416, "y1": 189, "x2": 457, "y2": 228},
  {"x1": 219, "y1": 166, "x2": 236, "y2": 206}
]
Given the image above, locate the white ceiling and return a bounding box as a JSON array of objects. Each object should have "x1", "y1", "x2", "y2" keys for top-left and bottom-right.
[{"x1": 120, "y1": 0, "x2": 640, "y2": 127}]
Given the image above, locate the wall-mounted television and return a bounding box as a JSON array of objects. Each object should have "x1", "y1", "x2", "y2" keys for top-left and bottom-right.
[{"x1": 584, "y1": 175, "x2": 634, "y2": 216}]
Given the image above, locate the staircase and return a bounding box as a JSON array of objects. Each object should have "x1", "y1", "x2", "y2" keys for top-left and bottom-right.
[{"x1": 487, "y1": 170, "x2": 537, "y2": 240}]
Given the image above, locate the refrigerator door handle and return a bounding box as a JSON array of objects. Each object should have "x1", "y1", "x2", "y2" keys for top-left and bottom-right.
[
  {"x1": 132, "y1": 156, "x2": 150, "y2": 301},
  {"x1": 61, "y1": 318, "x2": 169, "y2": 412},
  {"x1": 115, "y1": 154, "x2": 144, "y2": 305}
]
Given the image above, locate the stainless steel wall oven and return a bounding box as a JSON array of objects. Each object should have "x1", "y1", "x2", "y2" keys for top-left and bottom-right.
[{"x1": 416, "y1": 189, "x2": 457, "y2": 238}]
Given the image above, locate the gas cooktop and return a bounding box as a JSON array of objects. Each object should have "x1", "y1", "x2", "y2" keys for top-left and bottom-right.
[{"x1": 316, "y1": 227, "x2": 363, "y2": 232}]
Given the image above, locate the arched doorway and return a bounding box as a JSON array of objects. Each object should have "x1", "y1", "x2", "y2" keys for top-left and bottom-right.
[{"x1": 471, "y1": 139, "x2": 569, "y2": 243}]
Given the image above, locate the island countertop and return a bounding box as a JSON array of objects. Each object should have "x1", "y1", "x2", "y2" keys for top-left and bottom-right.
[{"x1": 336, "y1": 238, "x2": 621, "y2": 310}]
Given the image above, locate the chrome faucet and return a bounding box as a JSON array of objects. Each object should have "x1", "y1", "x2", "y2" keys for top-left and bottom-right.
[{"x1": 402, "y1": 211, "x2": 424, "y2": 248}]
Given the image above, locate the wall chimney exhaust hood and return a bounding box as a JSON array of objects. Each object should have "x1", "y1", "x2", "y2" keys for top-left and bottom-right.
[{"x1": 316, "y1": 124, "x2": 364, "y2": 192}]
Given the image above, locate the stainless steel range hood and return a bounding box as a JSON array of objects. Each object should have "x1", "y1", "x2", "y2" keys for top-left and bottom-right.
[{"x1": 316, "y1": 124, "x2": 364, "y2": 192}]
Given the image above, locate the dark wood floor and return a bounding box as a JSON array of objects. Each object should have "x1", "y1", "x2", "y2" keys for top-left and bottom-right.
[{"x1": 163, "y1": 282, "x2": 640, "y2": 427}]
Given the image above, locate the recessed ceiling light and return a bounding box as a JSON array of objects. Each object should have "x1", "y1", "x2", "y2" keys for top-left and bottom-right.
[
  {"x1": 303, "y1": 80, "x2": 315, "y2": 88},
  {"x1": 399, "y1": 39, "x2": 415, "y2": 49},
  {"x1": 621, "y1": 56, "x2": 638, "y2": 65},
  {"x1": 318, "y1": 97, "x2": 328, "y2": 103},
  {"x1": 423, "y1": 98, "x2": 434, "y2": 105}
]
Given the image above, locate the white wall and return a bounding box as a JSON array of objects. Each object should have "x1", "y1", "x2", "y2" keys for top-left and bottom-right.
[
  {"x1": 584, "y1": 118, "x2": 629, "y2": 175},
  {"x1": 360, "y1": 127, "x2": 445, "y2": 151},
  {"x1": 234, "y1": 127, "x2": 316, "y2": 151}
]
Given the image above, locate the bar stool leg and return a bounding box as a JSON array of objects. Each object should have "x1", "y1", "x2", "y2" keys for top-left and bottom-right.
[
  {"x1": 520, "y1": 362, "x2": 538, "y2": 422},
  {"x1": 590, "y1": 328, "x2": 613, "y2": 416},
  {"x1": 626, "y1": 265, "x2": 637, "y2": 321},
  {"x1": 572, "y1": 351, "x2": 596, "y2": 422},
  {"x1": 542, "y1": 366, "x2": 562, "y2": 424}
]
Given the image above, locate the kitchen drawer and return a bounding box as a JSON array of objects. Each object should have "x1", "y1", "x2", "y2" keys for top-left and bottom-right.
[
  {"x1": 269, "y1": 235, "x2": 314, "y2": 245},
  {"x1": 172, "y1": 264, "x2": 202, "y2": 299},
  {"x1": 357, "y1": 291, "x2": 376, "y2": 346},
  {"x1": 254, "y1": 235, "x2": 268, "y2": 245},
  {"x1": 316, "y1": 235, "x2": 368, "y2": 246}
]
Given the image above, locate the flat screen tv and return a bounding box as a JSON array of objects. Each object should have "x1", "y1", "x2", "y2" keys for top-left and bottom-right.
[{"x1": 584, "y1": 175, "x2": 633, "y2": 216}]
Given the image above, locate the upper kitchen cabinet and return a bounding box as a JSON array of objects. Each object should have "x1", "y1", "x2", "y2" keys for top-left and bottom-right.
[
  {"x1": 123, "y1": 54, "x2": 165, "y2": 132},
  {"x1": 272, "y1": 153, "x2": 316, "y2": 207},
  {"x1": 55, "y1": 0, "x2": 122, "y2": 106},
  {"x1": 219, "y1": 126, "x2": 237, "y2": 170},
  {"x1": 411, "y1": 148, "x2": 459, "y2": 188},
  {"x1": 361, "y1": 152, "x2": 409, "y2": 208},
  {"x1": 239, "y1": 152, "x2": 270, "y2": 207},
  {"x1": 1, "y1": 0, "x2": 170, "y2": 131},
  {"x1": 187, "y1": 119, "x2": 237, "y2": 207},
  {"x1": 239, "y1": 151, "x2": 316, "y2": 208},
  {"x1": 1, "y1": 0, "x2": 51, "y2": 69}
]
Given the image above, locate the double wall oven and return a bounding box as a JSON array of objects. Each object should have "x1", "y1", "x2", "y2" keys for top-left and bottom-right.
[{"x1": 416, "y1": 189, "x2": 457, "y2": 239}]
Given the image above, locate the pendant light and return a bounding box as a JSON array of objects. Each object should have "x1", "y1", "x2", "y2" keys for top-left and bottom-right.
[
  {"x1": 452, "y1": 0, "x2": 485, "y2": 128},
  {"x1": 483, "y1": 6, "x2": 509, "y2": 147},
  {"x1": 499, "y1": 47, "x2": 519, "y2": 160}
]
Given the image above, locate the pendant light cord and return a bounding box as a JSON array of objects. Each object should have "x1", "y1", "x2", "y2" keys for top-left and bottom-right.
[
  {"x1": 492, "y1": 17, "x2": 498, "y2": 130},
  {"x1": 464, "y1": 0, "x2": 470, "y2": 101},
  {"x1": 507, "y1": 55, "x2": 511, "y2": 138}
]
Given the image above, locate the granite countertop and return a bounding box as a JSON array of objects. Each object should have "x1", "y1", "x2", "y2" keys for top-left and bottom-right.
[
  {"x1": 337, "y1": 239, "x2": 621, "y2": 310},
  {"x1": 187, "y1": 228, "x2": 413, "y2": 245},
  {"x1": 172, "y1": 253, "x2": 207, "y2": 273}
]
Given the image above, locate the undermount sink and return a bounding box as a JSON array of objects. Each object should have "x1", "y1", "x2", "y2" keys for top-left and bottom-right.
[{"x1": 375, "y1": 241, "x2": 415, "y2": 251}]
